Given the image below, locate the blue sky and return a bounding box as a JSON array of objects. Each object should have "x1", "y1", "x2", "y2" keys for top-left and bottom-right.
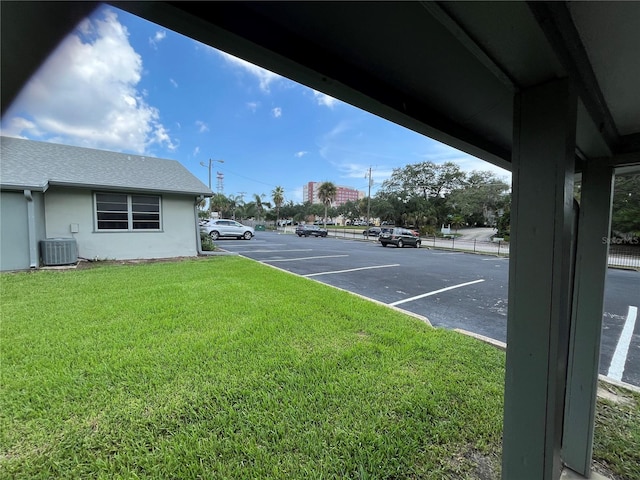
[{"x1": 1, "y1": 5, "x2": 510, "y2": 204}]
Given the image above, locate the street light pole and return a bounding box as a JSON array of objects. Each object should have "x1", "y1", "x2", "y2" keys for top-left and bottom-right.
[
  {"x1": 365, "y1": 166, "x2": 373, "y2": 236},
  {"x1": 199, "y1": 158, "x2": 224, "y2": 217}
]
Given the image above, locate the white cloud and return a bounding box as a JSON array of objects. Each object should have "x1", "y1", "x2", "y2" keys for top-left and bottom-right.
[
  {"x1": 295, "y1": 151, "x2": 308, "y2": 158},
  {"x1": 1, "y1": 117, "x2": 39, "y2": 138},
  {"x1": 272, "y1": 107, "x2": 282, "y2": 118},
  {"x1": 169, "y1": 78, "x2": 178, "y2": 88},
  {"x1": 313, "y1": 90, "x2": 339, "y2": 108},
  {"x1": 149, "y1": 30, "x2": 166, "y2": 49},
  {"x1": 1, "y1": 7, "x2": 176, "y2": 154},
  {"x1": 195, "y1": 120, "x2": 209, "y2": 133},
  {"x1": 217, "y1": 51, "x2": 281, "y2": 93},
  {"x1": 246, "y1": 102, "x2": 259, "y2": 112},
  {"x1": 193, "y1": 146, "x2": 200, "y2": 156}
]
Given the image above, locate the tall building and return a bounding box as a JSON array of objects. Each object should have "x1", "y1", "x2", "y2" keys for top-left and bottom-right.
[{"x1": 303, "y1": 182, "x2": 364, "y2": 206}]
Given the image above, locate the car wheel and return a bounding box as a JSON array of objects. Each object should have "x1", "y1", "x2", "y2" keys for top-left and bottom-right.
[
  {"x1": 210, "y1": 230, "x2": 219, "y2": 241},
  {"x1": 415, "y1": 240, "x2": 421, "y2": 248},
  {"x1": 381, "y1": 242, "x2": 387, "y2": 247},
  {"x1": 397, "y1": 239, "x2": 404, "y2": 248},
  {"x1": 243, "y1": 231, "x2": 253, "y2": 240}
]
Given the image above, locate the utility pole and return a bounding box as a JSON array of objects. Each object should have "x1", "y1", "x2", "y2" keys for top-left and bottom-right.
[
  {"x1": 199, "y1": 158, "x2": 224, "y2": 217},
  {"x1": 365, "y1": 166, "x2": 373, "y2": 235}
]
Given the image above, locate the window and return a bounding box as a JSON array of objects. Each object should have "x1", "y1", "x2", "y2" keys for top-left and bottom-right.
[{"x1": 95, "y1": 193, "x2": 161, "y2": 231}]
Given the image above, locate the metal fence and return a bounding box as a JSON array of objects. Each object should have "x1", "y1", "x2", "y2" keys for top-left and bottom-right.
[
  {"x1": 316, "y1": 228, "x2": 640, "y2": 270},
  {"x1": 608, "y1": 244, "x2": 640, "y2": 269}
]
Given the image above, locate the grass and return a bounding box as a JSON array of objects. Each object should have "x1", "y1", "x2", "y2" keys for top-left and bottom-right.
[
  {"x1": 0, "y1": 256, "x2": 637, "y2": 479},
  {"x1": 593, "y1": 384, "x2": 640, "y2": 479}
]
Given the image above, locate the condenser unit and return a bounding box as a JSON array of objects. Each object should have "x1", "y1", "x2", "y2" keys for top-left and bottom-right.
[{"x1": 40, "y1": 238, "x2": 78, "y2": 266}]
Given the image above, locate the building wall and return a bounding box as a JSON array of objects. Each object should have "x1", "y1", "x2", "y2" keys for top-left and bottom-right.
[
  {"x1": 44, "y1": 187, "x2": 199, "y2": 261},
  {"x1": 303, "y1": 182, "x2": 363, "y2": 206},
  {"x1": 0, "y1": 190, "x2": 46, "y2": 271}
]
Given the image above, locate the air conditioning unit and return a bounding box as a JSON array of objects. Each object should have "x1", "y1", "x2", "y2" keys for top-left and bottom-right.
[{"x1": 40, "y1": 238, "x2": 78, "y2": 266}]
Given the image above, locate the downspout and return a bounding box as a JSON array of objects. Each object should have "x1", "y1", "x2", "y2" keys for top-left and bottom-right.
[
  {"x1": 24, "y1": 189, "x2": 38, "y2": 268},
  {"x1": 195, "y1": 195, "x2": 204, "y2": 254}
]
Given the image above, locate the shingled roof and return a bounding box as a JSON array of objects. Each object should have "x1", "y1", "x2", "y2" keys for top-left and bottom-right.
[{"x1": 0, "y1": 136, "x2": 212, "y2": 196}]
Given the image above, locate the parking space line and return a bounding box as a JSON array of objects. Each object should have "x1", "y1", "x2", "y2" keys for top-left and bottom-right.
[
  {"x1": 233, "y1": 249, "x2": 313, "y2": 253},
  {"x1": 263, "y1": 255, "x2": 349, "y2": 263},
  {"x1": 607, "y1": 305, "x2": 638, "y2": 381},
  {"x1": 389, "y1": 279, "x2": 485, "y2": 306},
  {"x1": 305, "y1": 264, "x2": 400, "y2": 277}
]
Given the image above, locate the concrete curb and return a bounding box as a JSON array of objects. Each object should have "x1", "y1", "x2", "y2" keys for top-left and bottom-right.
[{"x1": 454, "y1": 329, "x2": 640, "y2": 394}]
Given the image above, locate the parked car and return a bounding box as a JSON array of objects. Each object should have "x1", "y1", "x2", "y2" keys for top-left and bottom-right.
[
  {"x1": 379, "y1": 227, "x2": 421, "y2": 248},
  {"x1": 362, "y1": 227, "x2": 381, "y2": 236},
  {"x1": 200, "y1": 219, "x2": 255, "y2": 240},
  {"x1": 295, "y1": 224, "x2": 328, "y2": 237}
]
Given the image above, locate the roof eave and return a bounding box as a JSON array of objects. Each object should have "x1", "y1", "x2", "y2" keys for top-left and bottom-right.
[{"x1": 46, "y1": 181, "x2": 213, "y2": 197}]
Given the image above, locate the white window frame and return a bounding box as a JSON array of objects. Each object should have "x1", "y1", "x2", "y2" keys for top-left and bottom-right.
[{"x1": 94, "y1": 192, "x2": 162, "y2": 232}]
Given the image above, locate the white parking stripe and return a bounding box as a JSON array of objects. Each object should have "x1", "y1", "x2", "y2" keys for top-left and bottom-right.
[
  {"x1": 389, "y1": 279, "x2": 485, "y2": 306},
  {"x1": 234, "y1": 249, "x2": 313, "y2": 253},
  {"x1": 263, "y1": 255, "x2": 349, "y2": 263},
  {"x1": 305, "y1": 264, "x2": 400, "y2": 277},
  {"x1": 607, "y1": 306, "x2": 638, "y2": 381}
]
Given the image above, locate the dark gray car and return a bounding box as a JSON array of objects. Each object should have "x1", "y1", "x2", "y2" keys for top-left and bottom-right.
[
  {"x1": 295, "y1": 224, "x2": 328, "y2": 237},
  {"x1": 379, "y1": 227, "x2": 421, "y2": 248}
]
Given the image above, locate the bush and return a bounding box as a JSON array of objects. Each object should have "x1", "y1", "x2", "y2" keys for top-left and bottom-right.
[
  {"x1": 420, "y1": 225, "x2": 437, "y2": 237},
  {"x1": 200, "y1": 231, "x2": 215, "y2": 251}
]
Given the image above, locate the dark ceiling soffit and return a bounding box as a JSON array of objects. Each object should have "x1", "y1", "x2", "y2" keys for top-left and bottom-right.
[
  {"x1": 527, "y1": 1, "x2": 620, "y2": 154},
  {"x1": 421, "y1": 1, "x2": 518, "y2": 94},
  {"x1": 0, "y1": 1, "x2": 100, "y2": 116},
  {"x1": 112, "y1": 1, "x2": 511, "y2": 170}
]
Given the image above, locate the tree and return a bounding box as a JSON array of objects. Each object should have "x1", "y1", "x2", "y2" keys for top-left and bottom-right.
[
  {"x1": 380, "y1": 161, "x2": 465, "y2": 201},
  {"x1": 496, "y1": 199, "x2": 511, "y2": 239},
  {"x1": 317, "y1": 182, "x2": 337, "y2": 228},
  {"x1": 449, "y1": 170, "x2": 510, "y2": 226},
  {"x1": 271, "y1": 186, "x2": 285, "y2": 227},
  {"x1": 336, "y1": 200, "x2": 362, "y2": 225},
  {"x1": 227, "y1": 194, "x2": 245, "y2": 221},
  {"x1": 245, "y1": 194, "x2": 267, "y2": 222},
  {"x1": 209, "y1": 193, "x2": 230, "y2": 219},
  {"x1": 611, "y1": 173, "x2": 640, "y2": 235},
  {"x1": 378, "y1": 161, "x2": 466, "y2": 226}
]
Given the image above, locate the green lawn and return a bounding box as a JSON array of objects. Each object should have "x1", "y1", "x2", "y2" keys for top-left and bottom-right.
[{"x1": 1, "y1": 257, "x2": 638, "y2": 479}]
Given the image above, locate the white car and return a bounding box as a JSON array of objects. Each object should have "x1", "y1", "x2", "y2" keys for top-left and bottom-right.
[{"x1": 200, "y1": 219, "x2": 254, "y2": 240}]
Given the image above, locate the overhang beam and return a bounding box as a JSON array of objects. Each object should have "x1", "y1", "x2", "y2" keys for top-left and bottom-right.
[{"x1": 527, "y1": 2, "x2": 620, "y2": 152}]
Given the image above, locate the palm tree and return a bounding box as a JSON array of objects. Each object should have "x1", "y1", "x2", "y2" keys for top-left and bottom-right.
[
  {"x1": 272, "y1": 186, "x2": 285, "y2": 228},
  {"x1": 317, "y1": 182, "x2": 337, "y2": 228},
  {"x1": 252, "y1": 193, "x2": 265, "y2": 222},
  {"x1": 210, "y1": 193, "x2": 229, "y2": 219},
  {"x1": 228, "y1": 194, "x2": 245, "y2": 220}
]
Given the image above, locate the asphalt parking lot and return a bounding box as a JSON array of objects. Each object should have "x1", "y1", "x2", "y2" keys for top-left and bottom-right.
[{"x1": 215, "y1": 230, "x2": 640, "y2": 388}]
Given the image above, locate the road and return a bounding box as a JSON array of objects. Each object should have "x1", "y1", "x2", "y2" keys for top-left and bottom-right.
[{"x1": 215, "y1": 231, "x2": 640, "y2": 388}]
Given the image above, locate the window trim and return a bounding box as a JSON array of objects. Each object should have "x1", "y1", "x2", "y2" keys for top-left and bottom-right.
[{"x1": 94, "y1": 192, "x2": 162, "y2": 232}]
